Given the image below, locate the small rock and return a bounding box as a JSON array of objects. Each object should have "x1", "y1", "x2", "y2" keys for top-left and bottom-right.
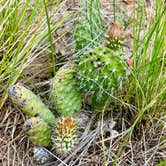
[{"x1": 33, "y1": 146, "x2": 54, "y2": 165}]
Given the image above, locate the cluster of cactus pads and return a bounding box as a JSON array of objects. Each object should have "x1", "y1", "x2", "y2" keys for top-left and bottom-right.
[
  {"x1": 7, "y1": 21, "x2": 129, "y2": 157},
  {"x1": 50, "y1": 63, "x2": 81, "y2": 153},
  {"x1": 8, "y1": 63, "x2": 81, "y2": 154}
]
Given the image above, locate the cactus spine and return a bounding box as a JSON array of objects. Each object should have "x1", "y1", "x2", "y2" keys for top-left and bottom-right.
[
  {"x1": 24, "y1": 117, "x2": 52, "y2": 146},
  {"x1": 50, "y1": 63, "x2": 82, "y2": 116},
  {"x1": 52, "y1": 117, "x2": 78, "y2": 154},
  {"x1": 8, "y1": 84, "x2": 56, "y2": 125}
]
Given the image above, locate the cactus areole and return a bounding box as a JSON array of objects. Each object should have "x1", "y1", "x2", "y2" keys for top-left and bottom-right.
[{"x1": 8, "y1": 84, "x2": 56, "y2": 125}]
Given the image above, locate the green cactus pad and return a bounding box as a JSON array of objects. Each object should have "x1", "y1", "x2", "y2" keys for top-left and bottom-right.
[
  {"x1": 50, "y1": 63, "x2": 82, "y2": 116},
  {"x1": 76, "y1": 47, "x2": 128, "y2": 107},
  {"x1": 8, "y1": 84, "x2": 56, "y2": 125},
  {"x1": 52, "y1": 117, "x2": 78, "y2": 154},
  {"x1": 24, "y1": 117, "x2": 52, "y2": 146}
]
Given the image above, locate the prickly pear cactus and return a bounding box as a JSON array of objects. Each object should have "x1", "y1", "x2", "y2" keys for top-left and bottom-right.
[
  {"x1": 50, "y1": 63, "x2": 82, "y2": 116},
  {"x1": 106, "y1": 22, "x2": 124, "y2": 50},
  {"x1": 52, "y1": 117, "x2": 78, "y2": 154},
  {"x1": 8, "y1": 84, "x2": 56, "y2": 125},
  {"x1": 24, "y1": 117, "x2": 52, "y2": 146},
  {"x1": 76, "y1": 47, "x2": 128, "y2": 107}
]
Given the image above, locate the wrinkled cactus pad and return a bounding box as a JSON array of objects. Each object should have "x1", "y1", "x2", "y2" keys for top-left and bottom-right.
[
  {"x1": 8, "y1": 84, "x2": 56, "y2": 125},
  {"x1": 24, "y1": 117, "x2": 52, "y2": 146},
  {"x1": 50, "y1": 63, "x2": 82, "y2": 116},
  {"x1": 52, "y1": 117, "x2": 78, "y2": 154}
]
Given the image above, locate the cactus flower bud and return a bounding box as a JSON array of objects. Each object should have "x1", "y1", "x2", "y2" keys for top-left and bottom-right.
[
  {"x1": 106, "y1": 22, "x2": 124, "y2": 50},
  {"x1": 126, "y1": 57, "x2": 133, "y2": 67},
  {"x1": 52, "y1": 117, "x2": 78, "y2": 154}
]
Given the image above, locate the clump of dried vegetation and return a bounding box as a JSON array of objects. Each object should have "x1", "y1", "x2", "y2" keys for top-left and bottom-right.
[{"x1": 0, "y1": 0, "x2": 165, "y2": 166}]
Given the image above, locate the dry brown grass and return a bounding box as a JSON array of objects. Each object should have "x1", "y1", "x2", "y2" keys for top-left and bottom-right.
[
  {"x1": 0, "y1": 102, "x2": 34, "y2": 165},
  {"x1": 0, "y1": 102, "x2": 165, "y2": 165}
]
